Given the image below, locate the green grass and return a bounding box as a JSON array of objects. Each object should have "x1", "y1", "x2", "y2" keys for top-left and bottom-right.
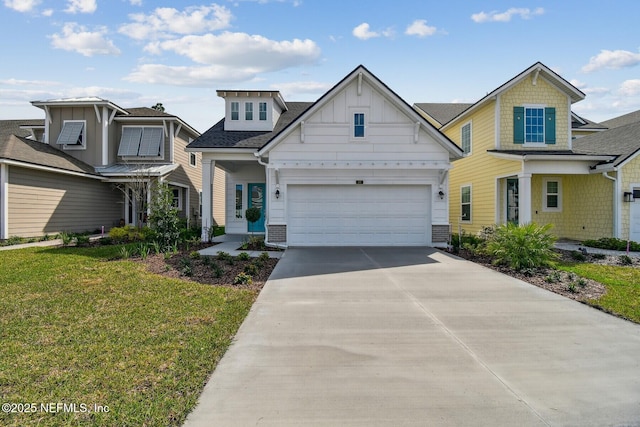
[
  {"x1": 558, "y1": 263, "x2": 640, "y2": 323},
  {"x1": 0, "y1": 245, "x2": 257, "y2": 426}
]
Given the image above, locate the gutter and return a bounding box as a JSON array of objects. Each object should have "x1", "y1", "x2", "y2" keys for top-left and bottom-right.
[{"x1": 601, "y1": 170, "x2": 620, "y2": 238}]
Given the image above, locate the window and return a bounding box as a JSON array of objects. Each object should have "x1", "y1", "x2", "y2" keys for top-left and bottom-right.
[
  {"x1": 231, "y1": 102, "x2": 239, "y2": 120},
  {"x1": 461, "y1": 185, "x2": 471, "y2": 222},
  {"x1": 56, "y1": 120, "x2": 85, "y2": 149},
  {"x1": 172, "y1": 188, "x2": 182, "y2": 209},
  {"x1": 259, "y1": 102, "x2": 267, "y2": 121},
  {"x1": 461, "y1": 122, "x2": 472, "y2": 154},
  {"x1": 354, "y1": 113, "x2": 365, "y2": 138},
  {"x1": 245, "y1": 102, "x2": 253, "y2": 120},
  {"x1": 118, "y1": 127, "x2": 163, "y2": 158},
  {"x1": 235, "y1": 184, "x2": 243, "y2": 218},
  {"x1": 189, "y1": 152, "x2": 197, "y2": 167},
  {"x1": 543, "y1": 178, "x2": 562, "y2": 212},
  {"x1": 525, "y1": 107, "x2": 544, "y2": 143},
  {"x1": 513, "y1": 106, "x2": 556, "y2": 145}
]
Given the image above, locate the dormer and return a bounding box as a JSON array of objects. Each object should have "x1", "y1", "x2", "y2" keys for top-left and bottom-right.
[{"x1": 217, "y1": 90, "x2": 287, "y2": 132}]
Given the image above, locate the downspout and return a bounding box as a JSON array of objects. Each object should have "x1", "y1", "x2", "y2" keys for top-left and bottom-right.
[{"x1": 602, "y1": 171, "x2": 619, "y2": 238}]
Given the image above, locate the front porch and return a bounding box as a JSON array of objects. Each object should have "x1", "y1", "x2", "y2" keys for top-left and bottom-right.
[{"x1": 198, "y1": 233, "x2": 284, "y2": 258}]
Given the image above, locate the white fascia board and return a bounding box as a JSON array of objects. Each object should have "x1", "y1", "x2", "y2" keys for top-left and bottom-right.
[{"x1": 31, "y1": 99, "x2": 128, "y2": 115}]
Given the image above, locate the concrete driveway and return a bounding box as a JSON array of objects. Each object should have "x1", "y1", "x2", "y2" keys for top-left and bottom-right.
[{"x1": 184, "y1": 247, "x2": 640, "y2": 426}]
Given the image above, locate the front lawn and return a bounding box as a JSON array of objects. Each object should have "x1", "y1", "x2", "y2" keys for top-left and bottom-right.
[
  {"x1": 558, "y1": 263, "x2": 640, "y2": 323},
  {"x1": 0, "y1": 245, "x2": 258, "y2": 427}
]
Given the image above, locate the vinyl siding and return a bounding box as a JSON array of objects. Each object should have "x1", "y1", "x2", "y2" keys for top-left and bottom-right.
[
  {"x1": 446, "y1": 100, "x2": 521, "y2": 234},
  {"x1": 621, "y1": 155, "x2": 640, "y2": 239},
  {"x1": 531, "y1": 174, "x2": 613, "y2": 240},
  {"x1": 7, "y1": 166, "x2": 121, "y2": 237},
  {"x1": 499, "y1": 76, "x2": 570, "y2": 150}
]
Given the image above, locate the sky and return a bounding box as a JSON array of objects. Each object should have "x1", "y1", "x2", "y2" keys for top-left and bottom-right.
[{"x1": 1, "y1": 0, "x2": 639, "y2": 133}]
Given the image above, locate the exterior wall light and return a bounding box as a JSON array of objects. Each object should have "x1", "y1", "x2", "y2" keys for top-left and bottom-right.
[
  {"x1": 275, "y1": 189, "x2": 280, "y2": 199},
  {"x1": 623, "y1": 192, "x2": 634, "y2": 203},
  {"x1": 438, "y1": 190, "x2": 445, "y2": 200}
]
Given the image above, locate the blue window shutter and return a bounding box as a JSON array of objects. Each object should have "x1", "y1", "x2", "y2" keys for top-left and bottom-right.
[
  {"x1": 513, "y1": 107, "x2": 524, "y2": 144},
  {"x1": 545, "y1": 107, "x2": 556, "y2": 144}
]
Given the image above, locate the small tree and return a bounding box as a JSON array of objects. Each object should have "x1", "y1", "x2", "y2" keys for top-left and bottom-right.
[
  {"x1": 151, "y1": 102, "x2": 165, "y2": 112},
  {"x1": 148, "y1": 182, "x2": 181, "y2": 252},
  {"x1": 245, "y1": 207, "x2": 261, "y2": 236}
]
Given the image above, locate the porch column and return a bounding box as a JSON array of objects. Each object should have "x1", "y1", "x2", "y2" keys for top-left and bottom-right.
[
  {"x1": 1, "y1": 163, "x2": 8, "y2": 239},
  {"x1": 518, "y1": 173, "x2": 532, "y2": 225},
  {"x1": 201, "y1": 159, "x2": 214, "y2": 242}
]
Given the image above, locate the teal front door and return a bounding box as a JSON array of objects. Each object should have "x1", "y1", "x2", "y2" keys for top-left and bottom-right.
[{"x1": 248, "y1": 183, "x2": 265, "y2": 233}]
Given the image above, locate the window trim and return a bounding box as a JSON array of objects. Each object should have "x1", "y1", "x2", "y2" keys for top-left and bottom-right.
[
  {"x1": 461, "y1": 121, "x2": 472, "y2": 155},
  {"x1": 353, "y1": 112, "x2": 365, "y2": 139},
  {"x1": 119, "y1": 125, "x2": 165, "y2": 160},
  {"x1": 542, "y1": 177, "x2": 562, "y2": 212},
  {"x1": 172, "y1": 187, "x2": 182, "y2": 210},
  {"x1": 235, "y1": 183, "x2": 243, "y2": 220},
  {"x1": 58, "y1": 120, "x2": 87, "y2": 150},
  {"x1": 259, "y1": 102, "x2": 267, "y2": 121},
  {"x1": 523, "y1": 104, "x2": 545, "y2": 145},
  {"x1": 460, "y1": 184, "x2": 472, "y2": 223},
  {"x1": 245, "y1": 102, "x2": 253, "y2": 121},
  {"x1": 189, "y1": 152, "x2": 197, "y2": 168},
  {"x1": 231, "y1": 102, "x2": 239, "y2": 121}
]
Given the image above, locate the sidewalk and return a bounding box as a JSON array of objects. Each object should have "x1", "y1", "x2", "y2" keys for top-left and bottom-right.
[
  {"x1": 555, "y1": 239, "x2": 640, "y2": 257},
  {"x1": 198, "y1": 234, "x2": 284, "y2": 259}
]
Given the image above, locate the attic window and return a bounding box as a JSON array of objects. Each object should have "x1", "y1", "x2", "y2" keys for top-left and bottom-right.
[
  {"x1": 354, "y1": 113, "x2": 365, "y2": 138},
  {"x1": 259, "y1": 102, "x2": 267, "y2": 121},
  {"x1": 118, "y1": 126, "x2": 164, "y2": 158},
  {"x1": 56, "y1": 120, "x2": 85, "y2": 149},
  {"x1": 231, "y1": 102, "x2": 239, "y2": 121}
]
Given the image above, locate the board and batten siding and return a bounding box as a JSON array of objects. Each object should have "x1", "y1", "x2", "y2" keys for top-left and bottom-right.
[
  {"x1": 7, "y1": 166, "x2": 121, "y2": 237},
  {"x1": 224, "y1": 164, "x2": 265, "y2": 234},
  {"x1": 446, "y1": 101, "x2": 521, "y2": 234},
  {"x1": 48, "y1": 106, "x2": 104, "y2": 166},
  {"x1": 267, "y1": 77, "x2": 450, "y2": 228}
]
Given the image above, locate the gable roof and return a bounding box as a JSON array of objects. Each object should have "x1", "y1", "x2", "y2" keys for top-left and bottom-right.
[
  {"x1": 600, "y1": 109, "x2": 640, "y2": 129},
  {"x1": 573, "y1": 120, "x2": 640, "y2": 167},
  {"x1": 572, "y1": 112, "x2": 607, "y2": 131},
  {"x1": 414, "y1": 103, "x2": 473, "y2": 127},
  {"x1": 0, "y1": 134, "x2": 98, "y2": 176},
  {"x1": 438, "y1": 62, "x2": 585, "y2": 130},
  {"x1": 257, "y1": 65, "x2": 463, "y2": 159},
  {"x1": 0, "y1": 119, "x2": 45, "y2": 141}
]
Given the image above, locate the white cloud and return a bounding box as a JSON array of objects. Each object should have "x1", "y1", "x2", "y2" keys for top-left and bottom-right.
[
  {"x1": 119, "y1": 4, "x2": 232, "y2": 40},
  {"x1": 619, "y1": 79, "x2": 640, "y2": 96},
  {"x1": 0, "y1": 78, "x2": 60, "y2": 86},
  {"x1": 3, "y1": 0, "x2": 40, "y2": 12},
  {"x1": 353, "y1": 23, "x2": 379, "y2": 40},
  {"x1": 582, "y1": 50, "x2": 640, "y2": 73},
  {"x1": 65, "y1": 0, "x2": 97, "y2": 14},
  {"x1": 50, "y1": 23, "x2": 121, "y2": 57},
  {"x1": 570, "y1": 79, "x2": 609, "y2": 96},
  {"x1": 273, "y1": 81, "x2": 331, "y2": 97},
  {"x1": 150, "y1": 32, "x2": 320, "y2": 67},
  {"x1": 405, "y1": 19, "x2": 437, "y2": 37},
  {"x1": 129, "y1": 0, "x2": 142, "y2": 5},
  {"x1": 42, "y1": 8, "x2": 53, "y2": 16},
  {"x1": 124, "y1": 64, "x2": 258, "y2": 86},
  {"x1": 471, "y1": 7, "x2": 544, "y2": 23}
]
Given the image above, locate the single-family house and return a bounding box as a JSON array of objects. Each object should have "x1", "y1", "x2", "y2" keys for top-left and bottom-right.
[
  {"x1": 0, "y1": 98, "x2": 222, "y2": 239},
  {"x1": 188, "y1": 65, "x2": 463, "y2": 247},
  {"x1": 415, "y1": 62, "x2": 640, "y2": 243}
]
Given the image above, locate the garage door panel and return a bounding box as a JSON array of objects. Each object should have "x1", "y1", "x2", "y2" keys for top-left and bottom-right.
[{"x1": 287, "y1": 185, "x2": 431, "y2": 246}]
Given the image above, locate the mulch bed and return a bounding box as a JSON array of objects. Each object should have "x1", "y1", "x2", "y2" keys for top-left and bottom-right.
[
  {"x1": 139, "y1": 243, "x2": 278, "y2": 291},
  {"x1": 452, "y1": 248, "x2": 609, "y2": 302}
]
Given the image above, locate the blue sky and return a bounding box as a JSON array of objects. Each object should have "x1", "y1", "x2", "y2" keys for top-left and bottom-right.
[{"x1": 1, "y1": 0, "x2": 639, "y2": 132}]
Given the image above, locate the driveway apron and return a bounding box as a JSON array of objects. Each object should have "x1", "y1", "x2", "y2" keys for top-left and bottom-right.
[{"x1": 184, "y1": 247, "x2": 640, "y2": 426}]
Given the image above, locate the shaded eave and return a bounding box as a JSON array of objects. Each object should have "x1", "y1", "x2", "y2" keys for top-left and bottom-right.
[
  {"x1": 31, "y1": 98, "x2": 129, "y2": 115},
  {"x1": 216, "y1": 90, "x2": 288, "y2": 111},
  {"x1": 256, "y1": 65, "x2": 463, "y2": 160},
  {"x1": 441, "y1": 62, "x2": 586, "y2": 132},
  {"x1": 487, "y1": 150, "x2": 615, "y2": 163}
]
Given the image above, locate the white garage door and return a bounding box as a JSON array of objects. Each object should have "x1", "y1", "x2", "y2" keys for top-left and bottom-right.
[{"x1": 287, "y1": 185, "x2": 431, "y2": 246}]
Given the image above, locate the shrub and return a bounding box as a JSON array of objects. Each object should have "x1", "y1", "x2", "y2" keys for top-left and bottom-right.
[
  {"x1": 545, "y1": 271, "x2": 562, "y2": 283},
  {"x1": 60, "y1": 232, "x2": 74, "y2": 246},
  {"x1": 570, "y1": 250, "x2": 586, "y2": 261},
  {"x1": 567, "y1": 282, "x2": 577, "y2": 293},
  {"x1": 189, "y1": 251, "x2": 201, "y2": 259},
  {"x1": 451, "y1": 231, "x2": 485, "y2": 254},
  {"x1": 75, "y1": 234, "x2": 91, "y2": 246},
  {"x1": 618, "y1": 255, "x2": 633, "y2": 265},
  {"x1": 237, "y1": 252, "x2": 250, "y2": 261},
  {"x1": 591, "y1": 253, "x2": 607, "y2": 260},
  {"x1": 212, "y1": 264, "x2": 224, "y2": 278},
  {"x1": 233, "y1": 272, "x2": 253, "y2": 285},
  {"x1": 244, "y1": 264, "x2": 259, "y2": 275},
  {"x1": 485, "y1": 222, "x2": 558, "y2": 271}
]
